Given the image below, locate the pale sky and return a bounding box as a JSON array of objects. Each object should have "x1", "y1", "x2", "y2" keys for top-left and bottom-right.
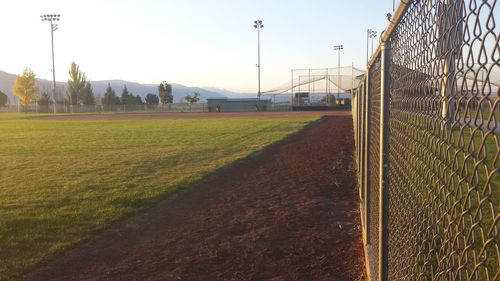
[{"x1": 1, "y1": 0, "x2": 393, "y2": 93}]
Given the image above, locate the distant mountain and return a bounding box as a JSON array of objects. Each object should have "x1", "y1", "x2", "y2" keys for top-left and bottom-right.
[
  {"x1": 203, "y1": 87, "x2": 269, "y2": 99},
  {"x1": 88, "y1": 80, "x2": 227, "y2": 103},
  {"x1": 0, "y1": 70, "x2": 63, "y2": 103},
  {"x1": 0, "y1": 70, "x2": 226, "y2": 104},
  {"x1": 203, "y1": 87, "x2": 248, "y2": 97}
]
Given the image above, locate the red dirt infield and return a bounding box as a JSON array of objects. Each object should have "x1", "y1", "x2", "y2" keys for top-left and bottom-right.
[
  {"x1": 23, "y1": 114, "x2": 365, "y2": 281},
  {"x1": 33, "y1": 111, "x2": 352, "y2": 120}
]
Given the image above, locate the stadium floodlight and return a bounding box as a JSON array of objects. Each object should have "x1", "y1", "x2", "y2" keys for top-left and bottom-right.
[
  {"x1": 333, "y1": 45, "x2": 343, "y2": 100},
  {"x1": 370, "y1": 30, "x2": 377, "y2": 56},
  {"x1": 41, "y1": 14, "x2": 61, "y2": 113},
  {"x1": 366, "y1": 29, "x2": 378, "y2": 65},
  {"x1": 254, "y1": 20, "x2": 264, "y2": 100}
]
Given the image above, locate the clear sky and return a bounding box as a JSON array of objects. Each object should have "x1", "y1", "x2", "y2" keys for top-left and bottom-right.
[{"x1": 1, "y1": 0, "x2": 394, "y2": 93}]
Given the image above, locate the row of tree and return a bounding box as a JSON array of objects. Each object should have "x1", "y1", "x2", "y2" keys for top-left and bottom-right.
[
  {"x1": 10, "y1": 65, "x2": 96, "y2": 108},
  {"x1": 67, "y1": 62, "x2": 95, "y2": 106},
  {"x1": 10, "y1": 63, "x2": 202, "y2": 108},
  {"x1": 102, "y1": 84, "x2": 145, "y2": 105}
]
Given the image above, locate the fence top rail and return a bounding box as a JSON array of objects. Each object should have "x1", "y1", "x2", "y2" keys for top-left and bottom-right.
[{"x1": 367, "y1": 0, "x2": 412, "y2": 69}]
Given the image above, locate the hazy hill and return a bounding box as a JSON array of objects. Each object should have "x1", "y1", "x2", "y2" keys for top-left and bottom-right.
[
  {"x1": 0, "y1": 70, "x2": 231, "y2": 103},
  {"x1": 0, "y1": 70, "x2": 65, "y2": 103},
  {"x1": 203, "y1": 87, "x2": 256, "y2": 98}
]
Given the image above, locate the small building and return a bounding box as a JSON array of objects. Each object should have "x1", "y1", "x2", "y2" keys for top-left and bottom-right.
[{"x1": 207, "y1": 98, "x2": 272, "y2": 112}]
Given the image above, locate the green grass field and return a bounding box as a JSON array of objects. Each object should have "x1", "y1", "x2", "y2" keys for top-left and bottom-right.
[{"x1": 0, "y1": 113, "x2": 320, "y2": 280}]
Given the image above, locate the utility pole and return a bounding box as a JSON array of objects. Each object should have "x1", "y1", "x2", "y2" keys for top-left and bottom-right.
[
  {"x1": 253, "y1": 20, "x2": 264, "y2": 100},
  {"x1": 334, "y1": 45, "x2": 343, "y2": 100},
  {"x1": 367, "y1": 29, "x2": 377, "y2": 65},
  {"x1": 41, "y1": 14, "x2": 60, "y2": 114},
  {"x1": 371, "y1": 31, "x2": 378, "y2": 56}
]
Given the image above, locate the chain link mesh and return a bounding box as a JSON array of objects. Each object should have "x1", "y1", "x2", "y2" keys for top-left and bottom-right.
[{"x1": 353, "y1": 0, "x2": 499, "y2": 280}]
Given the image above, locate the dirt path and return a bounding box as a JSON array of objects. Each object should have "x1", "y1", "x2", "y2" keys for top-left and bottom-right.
[{"x1": 23, "y1": 115, "x2": 365, "y2": 281}]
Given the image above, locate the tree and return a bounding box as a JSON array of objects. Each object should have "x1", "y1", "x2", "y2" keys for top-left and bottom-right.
[
  {"x1": 67, "y1": 62, "x2": 86, "y2": 106},
  {"x1": 185, "y1": 92, "x2": 200, "y2": 107},
  {"x1": 145, "y1": 93, "x2": 159, "y2": 105},
  {"x1": 158, "y1": 81, "x2": 173, "y2": 104},
  {"x1": 80, "y1": 82, "x2": 95, "y2": 105},
  {"x1": 12, "y1": 67, "x2": 37, "y2": 107},
  {"x1": 135, "y1": 95, "x2": 143, "y2": 104},
  {"x1": 102, "y1": 83, "x2": 120, "y2": 105},
  {"x1": 37, "y1": 92, "x2": 50, "y2": 106},
  {"x1": 120, "y1": 85, "x2": 131, "y2": 104},
  {"x1": 37, "y1": 92, "x2": 50, "y2": 112},
  {"x1": 0, "y1": 90, "x2": 7, "y2": 107}
]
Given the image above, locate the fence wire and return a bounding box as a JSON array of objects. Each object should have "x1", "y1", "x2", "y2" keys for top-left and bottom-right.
[{"x1": 353, "y1": 0, "x2": 499, "y2": 280}]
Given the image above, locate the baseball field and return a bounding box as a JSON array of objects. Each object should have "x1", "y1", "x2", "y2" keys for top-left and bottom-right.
[{"x1": 0, "y1": 111, "x2": 364, "y2": 280}]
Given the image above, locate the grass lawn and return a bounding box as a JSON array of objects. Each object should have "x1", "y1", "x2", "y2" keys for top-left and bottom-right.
[
  {"x1": 0, "y1": 113, "x2": 320, "y2": 280},
  {"x1": 449, "y1": 124, "x2": 499, "y2": 278},
  {"x1": 457, "y1": 104, "x2": 500, "y2": 121}
]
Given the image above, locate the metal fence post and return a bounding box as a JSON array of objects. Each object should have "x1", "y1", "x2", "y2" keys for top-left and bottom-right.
[
  {"x1": 363, "y1": 68, "x2": 371, "y2": 244},
  {"x1": 353, "y1": 91, "x2": 358, "y2": 175},
  {"x1": 378, "y1": 41, "x2": 390, "y2": 281},
  {"x1": 357, "y1": 86, "x2": 361, "y2": 200},
  {"x1": 358, "y1": 82, "x2": 365, "y2": 212}
]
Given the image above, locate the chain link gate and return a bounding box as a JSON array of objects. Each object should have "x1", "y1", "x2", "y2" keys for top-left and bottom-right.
[{"x1": 352, "y1": 0, "x2": 499, "y2": 280}]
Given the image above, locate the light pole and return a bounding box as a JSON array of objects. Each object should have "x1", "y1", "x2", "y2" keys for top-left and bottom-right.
[
  {"x1": 371, "y1": 30, "x2": 377, "y2": 57},
  {"x1": 367, "y1": 29, "x2": 377, "y2": 65},
  {"x1": 253, "y1": 20, "x2": 263, "y2": 100},
  {"x1": 41, "y1": 14, "x2": 60, "y2": 113},
  {"x1": 333, "y1": 45, "x2": 343, "y2": 100}
]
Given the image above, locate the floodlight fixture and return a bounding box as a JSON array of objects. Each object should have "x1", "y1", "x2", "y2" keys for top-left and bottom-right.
[
  {"x1": 333, "y1": 45, "x2": 344, "y2": 99},
  {"x1": 366, "y1": 29, "x2": 378, "y2": 64},
  {"x1": 254, "y1": 20, "x2": 264, "y2": 100},
  {"x1": 41, "y1": 14, "x2": 61, "y2": 113}
]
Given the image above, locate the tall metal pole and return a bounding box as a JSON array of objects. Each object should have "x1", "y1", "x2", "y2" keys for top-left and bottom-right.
[
  {"x1": 351, "y1": 61, "x2": 354, "y2": 101},
  {"x1": 367, "y1": 29, "x2": 377, "y2": 63},
  {"x1": 326, "y1": 68, "x2": 329, "y2": 104},
  {"x1": 338, "y1": 48, "x2": 341, "y2": 100},
  {"x1": 41, "y1": 14, "x2": 60, "y2": 114},
  {"x1": 371, "y1": 36, "x2": 374, "y2": 56},
  {"x1": 254, "y1": 20, "x2": 264, "y2": 100},
  {"x1": 258, "y1": 26, "x2": 261, "y2": 99},
  {"x1": 371, "y1": 30, "x2": 377, "y2": 57},
  {"x1": 334, "y1": 45, "x2": 343, "y2": 100},
  {"x1": 291, "y1": 69, "x2": 294, "y2": 106},
  {"x1": 50, "y1": 23, "x2": 56, "y2": 112},
  {"x1": 367, "y1": 29, "x2": 371, "y2": 65}
]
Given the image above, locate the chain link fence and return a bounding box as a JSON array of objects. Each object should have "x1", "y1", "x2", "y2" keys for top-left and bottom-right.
[
  {"x1": 0, "y1": 103, "x2": 210, "y2": 113},
  {"x1": 353, "y1": 0, "x2": 499, "y2": 280}
]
